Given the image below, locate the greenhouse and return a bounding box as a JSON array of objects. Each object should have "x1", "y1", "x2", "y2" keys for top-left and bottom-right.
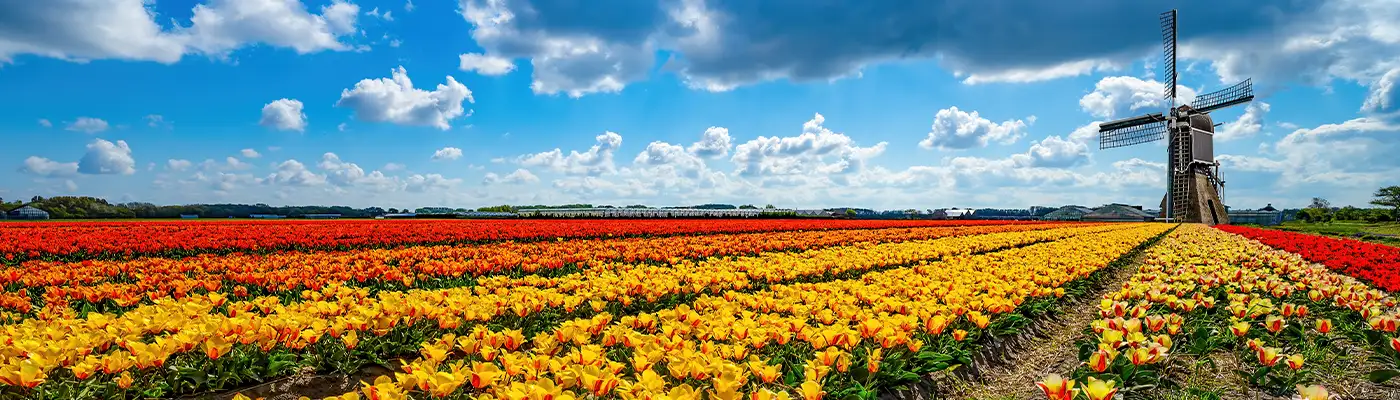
[{"x1": 6, "y1": 205, "x2": 50, "y2": 220}]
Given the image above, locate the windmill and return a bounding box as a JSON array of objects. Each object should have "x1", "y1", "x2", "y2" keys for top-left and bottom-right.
[{"x1": 1098, "y1": 9, "x2": 1254, "y2": 225}]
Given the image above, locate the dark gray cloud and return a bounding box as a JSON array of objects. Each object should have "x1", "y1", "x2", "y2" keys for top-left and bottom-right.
[{"x1": 461, "y1": 0, "x2": 1323, "y2": 93}]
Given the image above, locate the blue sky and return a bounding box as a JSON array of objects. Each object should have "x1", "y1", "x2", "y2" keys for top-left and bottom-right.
[{"x1": 2, "y1": 0, "x2": 1398, "y2": 210}]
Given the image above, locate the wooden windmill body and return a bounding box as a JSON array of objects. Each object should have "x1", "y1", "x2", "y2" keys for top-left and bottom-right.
[{"x1": 1098, "y1": 9, "x2": 1254, "y2": 225}]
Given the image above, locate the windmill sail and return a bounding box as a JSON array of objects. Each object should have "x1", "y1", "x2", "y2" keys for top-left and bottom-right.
[
  {"x1": 1161, "y1": 10, "x2": 1177, "y2": 105},
  {"x1": 1099, "y1": 112, "x2": 1168, "y2": 149},
  {"x1": 1191, "y1": 78, "x2": 1255, "y2": 114}
]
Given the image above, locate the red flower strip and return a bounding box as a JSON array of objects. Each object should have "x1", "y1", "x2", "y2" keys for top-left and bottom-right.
[{"x1": 1215, "y1": 224, "x2": 1400, "y2": 292}]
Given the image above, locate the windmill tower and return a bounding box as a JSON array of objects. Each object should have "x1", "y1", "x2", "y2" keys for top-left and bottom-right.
[{"x1": 1098, "y1": 9, "x2": 1254, "y2": 225}]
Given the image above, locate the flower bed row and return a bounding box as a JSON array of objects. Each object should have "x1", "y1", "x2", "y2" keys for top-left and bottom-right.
[
  {"x1": 304, "y1": 224, "x2": 1173, "y2": 400},
  {"x1": 0, "y1": 219, "x2": 1040, "y2": 263},
  {"x1": 1043, "y1": 224, "x2": 1400, "y2": 400},
  {"x1": 1215, "y1": 224, "x2": 1400, "y2": 292},
  {"x1": 0, "y1": 223, "x2": 1075, "y2": 316},
  {"x1": 0, "y1": 224, "x2": 1133, "y2": 398}
]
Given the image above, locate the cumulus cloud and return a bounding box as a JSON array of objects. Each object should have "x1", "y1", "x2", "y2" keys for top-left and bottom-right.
[
  {"x1": 1079, "y1": 76, "x2": 1198, "y2": 120},
  {"x1": 38, "y1": 119, "x2": 52, "y2": 128},
  {"x1": 405, "y1": 173, "x2": 459, "y2": 192},
  {"x1": 263, "y1": 159, "x2": 326, "y2": 187},
  {"x1": 336, "y1": 66, "x2": 474, "y2": 130},
  {"x1": 458, "y1": 53, "x2": 517, "y2": 76},
  {"x1": 432, "y1": 147, "x2": 463, "y2": 161},
  {"x1": 518, "y1": 131, "x2": 624, "y2": 176},
  {"x1": 167, "y1": 159, "x2": 194, "y2": 171},
  {"x1": 0, "y1": 0, "x2": 366, "y2": 64},
  {"x1": 18, "y1": 156, "x2": 79, "y2": 177},
  {"x1": 483, "y1": 169, "x2": 539, "y2": 185},
  {"x1": 1216, "y1": 102, "x2": 1270, "y2": 141},
  {"x1": 688, "y1": 127, "x2": 732, "y2": 158},
  {"x1": 78, "y1": 138, "x2": 136, "y2": 175},
  {"x1": 919, "y1": 107, "x2": 1028, "y2": 150},
  {"x1": 1363, "y1": 68, "x2": 1400, "y2": 114},
  {"x1": 65, "y1": 117, "x2": 109, "y2": 134},
  {"x1": 1218, "y1": 117, "x2": 1400, "y2": 190},
  {"x1": 260, "y1": 98, "x2": 307, "y2": 132},
  {"x1": 383, "y1": 162, "x2": 406, "y2": 171},
  {"x1": 240, "y1": 148, "x2": 261, "y2": 158},
  {"x1": 731, "y1": 113, "x2": 887, "y2": 180}
]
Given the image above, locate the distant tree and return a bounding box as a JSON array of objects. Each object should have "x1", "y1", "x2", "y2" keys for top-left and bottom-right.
[
  {"x1": 387, "y1": 208, "x2": 400, "y2": 213},
  {"x1": 1334, "y1": 206, "x2": 1363, "y2": 221},
  {"x1": 1372, "y1": 186, "x2": 1400, "y2": 222},
  {"x1": 739, "y1": 204, "x2": 758, "y2": 209},
  {"x1": 764, "y1": 204, "x2": 776, "y2": 209},
  {"x1": 1309, "y1": 197, "x2": 1332, "y2": 210},
  {"x1": 845, "y1": 209, "x2": 857, "y2": 217}
]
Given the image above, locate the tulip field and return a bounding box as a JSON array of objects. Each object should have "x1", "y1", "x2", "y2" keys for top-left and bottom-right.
[{"x1": 2, "y1": 220, "x2": 1399, "y2": 400}]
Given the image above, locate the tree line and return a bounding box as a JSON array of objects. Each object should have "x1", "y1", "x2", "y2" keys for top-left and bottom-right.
[{"x1": 1295, "y1": 186, "x2": 1400, "y2": 223}]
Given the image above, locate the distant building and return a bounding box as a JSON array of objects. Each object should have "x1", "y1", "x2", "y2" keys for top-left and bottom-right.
[
  {"x1": 6, "y1": 205, "x2": 50, "y2": 220},
  {"x1": 1228, "y1": 204, "x2": 1283, "y2": 226},
  {"x1": 1082, "y1": 204, "x2": 1155, "y2": 222},
  {"x1": 1043, "y1": 205, "x2": 1095, "y2": 221},
  {"x1": 249, "y1": 214, "x2": 286, "y2": 219},
  {"x1": 382, "y1": 213, "x2": 418, "y2": 218},
  {"x1": 303, "y1": 214, "x2": 342, "y2": 219},
  {"x1": 180, "y1": 214, "x2": 199, "y2": 219}
]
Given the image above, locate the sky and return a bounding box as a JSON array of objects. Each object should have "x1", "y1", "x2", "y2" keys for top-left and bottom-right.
[{"x1": 1, "y1": 0, "x2": 1398, "y2": 210}]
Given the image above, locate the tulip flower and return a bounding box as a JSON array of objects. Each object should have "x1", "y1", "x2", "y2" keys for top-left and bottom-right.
[
  {"x1": 1082, "y1": 377, "x2": 1119, "y2": 400},
  {"x1": 1286, "y1": 354, "x2": 1305, "y2": 370},
  {"x1": 1315, "y1": 319, "x2": 1333, "y2": 334},
  {"x1": 1264, "y1": 315, "x2": 1285, "y2": 334},
  {"x1": 1295, "y1": 384, "x2": 1330, "y2": 400},
  {"x1": 1087, "y1": 349, "x2": 1113, "y2": 373},
  {"x1": 116, "y1": 371, "x2": 134, "y2": 389},
  {"x1": 1230, "y1": 321, "x2": 1250, "y2": 337},
  {"x1": 952, "y1": 329, "x2": 968, "y2": 341},
  {"x1": 1257, "y1": 347, "x2": 1281, "y2": 367},
  {"x1": 799, "y1": 380, "x2": 825, "y2": 400},
  {"x1": 1391, "y1": 337, "x2": 1400, "y2": 354},
  {"x1": 1036, "y1": 374, "x2": 1076, "y2": 400}
]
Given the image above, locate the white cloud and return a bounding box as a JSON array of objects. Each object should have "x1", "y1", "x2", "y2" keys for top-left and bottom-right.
[
  {"x1": 404, "y1": 0, "x2": 415, "y2": 12},
  {"x1": 458, "y1": 53, "x2": 516, "y2": 76},
  {"x1": 484, "y1": 169, "x2": 539, "y2": 185},
  {"x1": 1218, "y1": 116, "x2": 1400, "y2": 193},
  {"x1": 18, "y1": 156, "x2": 79, "y2": 177},
  {"x1": 38, "y1": 119, "x2": 52, "y2": 128},
  {"x1": 241, "y1": 148, "x2": 261, "y2": 158},
  {"x1": 959, "y1": 59, "x2": 1119, "y2": 85},
  {"x1": 1363, "y1": 67, "x2": 1400, "y2": 114},
  {"x1": 223, "y1": 156, "x2": 253, "y2": 170},
  {"x1": 78, "y1": 138, "x2": 136, "y2": 175},
  {"x1": 405, "y1": 173, "x2": 459, "y2": 192},
  {"x1": 63, "y1": 180, "x2": 79, "y2": 193},
  {"x1": 167, "y1": 159, "x2": 193, "y2": 171},
  {"x1": 183, "y1": 0, "x2": 363, "y2": 57},
  {"x1": 65, "y1": 117, "x2": 109, "y2": 134},
  {"x1": 383, "y1": 162, "x2": 406, "y2": 171},
  {"x1": 337, "y1": 122, "x2": 348, "y2": 132},
  {"x1": 263, "y1": 159, "x2": 326, "y2": 187},
  {"x1": 432, "y1": 147, "x2": 463, "y2": 161},
  {"x1": 260, "y1": 98, "x2": 307, "y2": 132},
  {"x1": 366, "y1": 7, "x2": 393, "y2": 22},
  {"x1": 1078, "y1": 76, "x2": 1198, "y2": 120},
  {"x1": 688, "y1": 127, "x2": 732, "y2": 158},
  {"x1": 918, "y1": 107, "x2": 1027, "y2": 150},
  {"x1": 1216, "y1": 102, "x2": 1271, "y2": 141},
  {"x1": 318, "y1": 153, "x2": 367, "y2": 187},
  {"x1": 145, "y1": 114, "x2": 168, "y2": 128},
  {"x1": 731, "y1": 113, "x2": 887, "y2": 180},
  {"x1": 336, "y1": 66, "x2": 474, "y2": 130},
  {"x1": 518, "y1": 131, "x2": 624, "y2": 176}
]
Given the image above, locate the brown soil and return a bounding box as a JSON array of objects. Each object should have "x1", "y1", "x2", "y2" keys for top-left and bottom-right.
[{"x1": 178, "y1": 364, "x2": 396, "y2": 400}]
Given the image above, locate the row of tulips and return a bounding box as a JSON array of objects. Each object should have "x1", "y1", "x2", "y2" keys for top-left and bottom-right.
[
  {"x1": 0, "y1": 219, "x2": 1037, "y2": 263},
  {"x1": 2, "y1": 223, "x2": 1076, "y2": 315},
  {"x1": 298, "y1": 223, "x2": 1173, "y2": 400},
  {"x1": 0, "y1": 224, "x2": 1130, "y2": 398},
  {"x1": 1215, "y1": 224, "x2": 1400, "y2": 292},
  {"x1": 1041, "y1": 224, "x2": 1400, "y2": 400}
]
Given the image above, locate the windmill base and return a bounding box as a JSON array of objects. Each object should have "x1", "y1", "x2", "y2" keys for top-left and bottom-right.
[{"x1": 1158, "y1": 173, "x2": 1230, "y2": 225}]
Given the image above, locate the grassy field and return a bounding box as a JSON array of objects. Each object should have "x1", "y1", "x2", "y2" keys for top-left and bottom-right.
[{"x1": 1268, "y1": 220, "x2": 1400, "y2": 246}]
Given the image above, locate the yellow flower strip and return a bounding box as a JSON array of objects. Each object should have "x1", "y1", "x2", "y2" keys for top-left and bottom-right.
[
  {"x1": 1065, "y1": 224, "x2": 1400, "y2": 396},
  {"x1": 5, "y1": 223, "x2": 1072, "y2": 315},
  {"x1": 472, "y1": 223, "x2": 1134, "y2": 301},
  {"x1": 316, "y1": 223, "x2": 1170, "y2": 400},
  {"x1": 0, "y1": 223, "x2": 1105, "y2": 389}
]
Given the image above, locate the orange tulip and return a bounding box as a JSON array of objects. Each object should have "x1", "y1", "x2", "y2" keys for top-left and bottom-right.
[
  {"x1": 1315, "y1": 319, "x2": 1333, "y2": 334},
  {"x1": 1087, "y1": 349, "x2": 1112, "y2": 373}
]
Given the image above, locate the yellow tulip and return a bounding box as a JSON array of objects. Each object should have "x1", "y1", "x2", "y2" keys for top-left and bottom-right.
[
  {"x1": 799, "y1": 380, "x2": 825, "y2": 400},
  {"x1": 1035, "y1": 374, "x2": 1075, "y2": 400},
  {"x1": 1081, "y1": 377, "x2": 1118, "y2": 400}
]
